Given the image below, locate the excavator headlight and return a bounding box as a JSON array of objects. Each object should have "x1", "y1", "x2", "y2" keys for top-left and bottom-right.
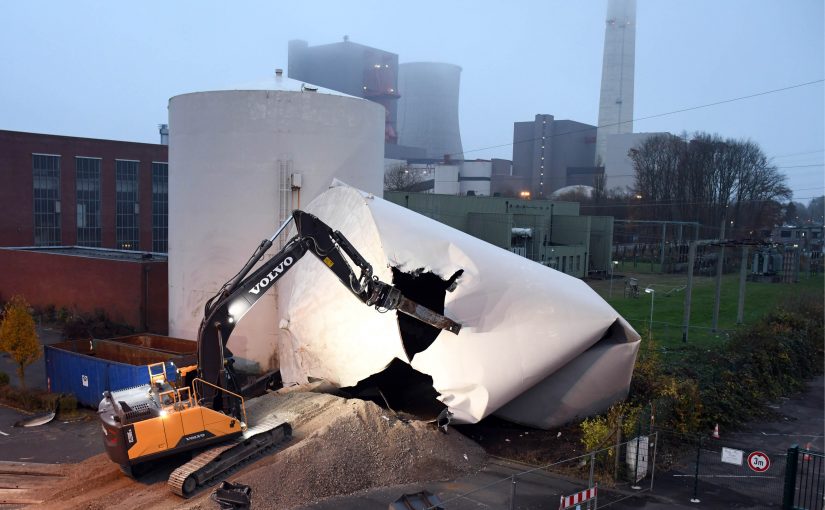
[{"x1": 160, "y1": 409, "x2": 168, "y2": 418}]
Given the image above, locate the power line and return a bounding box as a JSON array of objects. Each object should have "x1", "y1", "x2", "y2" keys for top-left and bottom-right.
[
  {"x1": 456, "y1": 79, "x2": 825, "y2": 158},
  {"x1": 606, "y1": 164, "x2": 825, "y2": 179},
  {"x1": 770, "y1": 149, "x2": 825, "y2": 159}
]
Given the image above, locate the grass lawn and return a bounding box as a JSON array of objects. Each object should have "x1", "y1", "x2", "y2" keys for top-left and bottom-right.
[{"x1": 588, "y1": 270, "x2": 824, "y2": 348}]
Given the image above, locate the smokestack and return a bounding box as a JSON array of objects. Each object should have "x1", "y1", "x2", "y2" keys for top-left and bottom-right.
[
  {"x1": 158, "y1": 124, "x2": 169, "y2": 146},
  {"x1": 595, "y1": 0, "x2": 637, "y2": 166}
]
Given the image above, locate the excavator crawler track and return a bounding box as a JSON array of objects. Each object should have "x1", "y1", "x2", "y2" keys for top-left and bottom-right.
[{"x1": 167, "y1": 417, "x2": 292, "y2": 497}]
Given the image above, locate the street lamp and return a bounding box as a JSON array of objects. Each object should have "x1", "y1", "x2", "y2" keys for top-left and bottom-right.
[
  {"x1": 644, "y1": 287, "x2": 655, "y2": 341},
  {"x1": 609, "y1": 260, "x2": 618, "y2": 298}
]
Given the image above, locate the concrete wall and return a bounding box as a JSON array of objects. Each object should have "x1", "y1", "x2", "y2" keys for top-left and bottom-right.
[{"x1": 0, "y1": 249, "x2": 168, "y2": 333}]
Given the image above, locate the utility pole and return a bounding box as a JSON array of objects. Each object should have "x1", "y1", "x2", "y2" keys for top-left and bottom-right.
[
  {"x1": 682, "y1": 240, "x2": 697, "y2": 342},
  {"x1": 737, "y1": 245, "x2": 748, "y2": 324},
  {"x1": 659, "y1": 223, "x2": 666, "y2": 273},
  {"x1": 711, "y1": 215, "x2": 726, "y2": 332}
]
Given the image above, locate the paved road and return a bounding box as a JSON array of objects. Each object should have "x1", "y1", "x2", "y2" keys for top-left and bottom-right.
[
  {"x1": 0, "y1": 405, "x2": 102, "y2": 464},
  {"x1": 0, "y1": 324, "x2": 105, "y2": 464}
]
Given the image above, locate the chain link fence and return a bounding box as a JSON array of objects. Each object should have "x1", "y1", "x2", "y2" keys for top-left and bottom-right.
[{"x1": 427, "y1": 433, "x2": 659, "y2": 509}]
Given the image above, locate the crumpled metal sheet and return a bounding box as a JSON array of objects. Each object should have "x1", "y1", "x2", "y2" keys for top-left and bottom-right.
[{"x1": 275, "y1": 183, "x2": 641, "y2": 428}]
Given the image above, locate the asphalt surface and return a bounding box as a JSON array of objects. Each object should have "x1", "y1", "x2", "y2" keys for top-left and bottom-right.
[
  {"x1": 0, "y1": 325, "x2": 104, "y2": 464},
  {"x1": 0, "y1": 405, "x2": 102, "y2": 463}
]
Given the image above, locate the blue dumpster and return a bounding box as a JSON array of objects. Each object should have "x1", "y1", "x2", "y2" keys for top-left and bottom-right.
[{"x1": 44, "y1": 337, "x2": 191, "y2": 407}]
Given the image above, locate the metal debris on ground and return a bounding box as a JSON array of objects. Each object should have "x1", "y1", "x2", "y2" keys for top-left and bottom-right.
[
  {"x1": 389, "y1": 490, "x2": 444, "y2": 510},
  {"x1": 210, "y1": 480, "x2": 252, "y2": 509},
  {"x1": 13, "y1": 411, "x2": 56, "y2": 427}
]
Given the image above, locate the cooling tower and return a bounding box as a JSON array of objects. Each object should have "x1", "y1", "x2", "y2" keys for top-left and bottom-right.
[
  {"x1": 397, "y1": 62, "x2": 463, "y2": 160},
  {"x1": 167, "y1": 74, "x2": 384, "y2": 372}
]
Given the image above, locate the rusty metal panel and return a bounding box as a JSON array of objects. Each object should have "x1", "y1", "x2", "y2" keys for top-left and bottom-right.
[{"x1": 103, "y1": 334, "x2": 195, "y2": 355}]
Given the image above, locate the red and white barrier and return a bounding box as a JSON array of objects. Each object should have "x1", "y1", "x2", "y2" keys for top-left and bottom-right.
[{"x1": 559, "y1": 485, "x2": 597, "y2": 509}]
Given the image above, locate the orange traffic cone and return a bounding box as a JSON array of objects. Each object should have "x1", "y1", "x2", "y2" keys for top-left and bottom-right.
[
  {"x1": 803, "y1": 443, "x2": 812, "y2": 462},
  {"x1": 711, "y1": 423, "x2": 720, "y2": 439}
]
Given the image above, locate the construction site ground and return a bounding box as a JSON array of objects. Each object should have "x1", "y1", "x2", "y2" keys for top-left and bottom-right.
[{"x1": 0, "y1": 375, "x2": 821, "y2": 509}]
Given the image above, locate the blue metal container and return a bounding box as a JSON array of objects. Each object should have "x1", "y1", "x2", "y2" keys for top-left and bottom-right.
[{"x1": 45, "y1": 338, "x2": 181, "y2": 407}]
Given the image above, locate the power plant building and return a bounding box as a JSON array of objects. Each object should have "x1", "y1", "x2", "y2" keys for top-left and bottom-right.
[
  {"x1": 385, "y1": 192, "x2": 614, "y2": 276},
  {"x1": 288, "y1": 38, "x2": 400, "y2": 145},
  {"x1": 506, "y1": 115, "x2": 600, "y2": 199}
]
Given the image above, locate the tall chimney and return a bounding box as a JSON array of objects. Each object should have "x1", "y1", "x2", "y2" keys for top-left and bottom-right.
[{"x1": 158, "y1": 124, "x2": 169, "y2": 145}]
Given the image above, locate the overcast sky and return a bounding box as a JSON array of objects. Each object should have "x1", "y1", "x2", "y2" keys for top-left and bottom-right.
[{"x1": 2, "y1": 1, "x2": 822, "y2": 202}]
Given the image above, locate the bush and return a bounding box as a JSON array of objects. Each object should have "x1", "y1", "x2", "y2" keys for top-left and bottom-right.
[
  {"x1": 0, "y1": 384, "x2": 52, "y2": 411},
  {"x1": 56, "y1": 393, "x2": 79, "y2": 419},
  {"x1": 0, "y1": 372, "x2": 9, "y2": 386},
  {"x1": 62, "y1": 310, "x2": 134, "y2": 340},
  {"x1": 628, "y1": 292, "x2": 824, "y2": 435}
]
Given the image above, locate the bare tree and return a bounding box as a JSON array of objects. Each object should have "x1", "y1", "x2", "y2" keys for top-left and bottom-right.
[
  {"x1": 629, "y1": 132, "x2": 790, "y2": 237},
  {"x1": 384, "y1": 164, "x2": 430, "y2": 192},
  {"x1": 807, "y1": 196, "x2": 824, "y2": 224}
]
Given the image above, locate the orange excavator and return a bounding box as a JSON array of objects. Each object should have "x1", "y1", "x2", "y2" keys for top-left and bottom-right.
[{"x1": 98, "y1": 210, "x2": 461, "y2": 496}]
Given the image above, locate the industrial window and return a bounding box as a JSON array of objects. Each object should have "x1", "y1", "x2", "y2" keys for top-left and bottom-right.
[
  {"x1": 576, "y1": 255, "x2": 581, "y2": 272},
  {"x1": 780, "y1": 230, "x2": 791, "y2": 238},
  {"x1": 152, "y1": 162, "x2": 168, "y2": 253},
  {"x1": 116, "y1": 160, "x2": 140, "y2": 250},
  {"x1": 76, "y1": 157, "x2": 102, "y2": 247},
  {"x1": 32, "y1": 154, "x2": 61, "y2": 246}
]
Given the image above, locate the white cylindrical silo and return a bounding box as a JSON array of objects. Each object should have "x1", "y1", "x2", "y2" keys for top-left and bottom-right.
[
  {"x1": 397, "y1": 62, "x2": 463, "y2": 160},
  {"x1": 459, "y1": 160, "x2": 492, "y2": 196},
  {"x1": 168, "y1": 76, "x2": 384, "y2": 372}
]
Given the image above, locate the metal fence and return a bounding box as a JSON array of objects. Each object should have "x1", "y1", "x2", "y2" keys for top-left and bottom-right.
[
  {"x1": 418, "y1": 426, "x2": 815, "y2": 509},
  {"x1": 783, "y1": 444, "x2": 825, "y2": 510},
  {"x1": 651, "y1": 427, "x2": 794, "y2": 509},
  {"x1": 427, "y1": 434, "x2": 659, "y2": 509}
]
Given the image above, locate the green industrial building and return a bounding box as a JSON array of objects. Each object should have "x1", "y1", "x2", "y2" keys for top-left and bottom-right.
[{"x1": 384, "y1": 192, "x2": 614, "y2": 278}]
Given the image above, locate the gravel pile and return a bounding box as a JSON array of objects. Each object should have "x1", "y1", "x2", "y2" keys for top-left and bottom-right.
[
  {"x1": 33, "y1": 391, "x2": 485, "y2": 510},
  {"x1": 202, "y1": 392, "x2": 485, "y2": 509}
]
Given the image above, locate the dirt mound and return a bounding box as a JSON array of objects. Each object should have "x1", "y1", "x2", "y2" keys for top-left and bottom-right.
[
  {"x1": 224, "y1": 394, "x2": 485, "y2": 509},
  {"x1": 33, "y1": 391, "x2": 484, "y2": 510}
]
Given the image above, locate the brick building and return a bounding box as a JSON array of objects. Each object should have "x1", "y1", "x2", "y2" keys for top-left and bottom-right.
[
  {"x1": 0, "y1": 247, "x2": 168, "y2": 333},
  {"x1": 0, "y1": 130, "x2": 168, "y2": 252},
  {"x1": 0, "y1": 130, "x2": 169, "y2": 333}
]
